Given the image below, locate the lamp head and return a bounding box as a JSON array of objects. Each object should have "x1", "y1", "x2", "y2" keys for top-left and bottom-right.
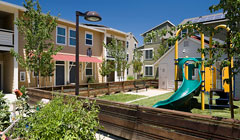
[{"x1": 84, "y1": 11, "x2": 102, "y2": 22}]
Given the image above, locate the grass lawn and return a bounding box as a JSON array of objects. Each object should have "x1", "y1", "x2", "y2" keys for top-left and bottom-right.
[
  {"x1": 131, "y1": 92, "x2": 240, "y2": 120},
  {"x1": 97, "y1": 93, "x2": 146, "y2": 103}
]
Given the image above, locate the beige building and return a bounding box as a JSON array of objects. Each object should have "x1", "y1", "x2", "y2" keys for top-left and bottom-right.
[
  {"x1": 0, "y1": 1, "x2": 128, "y2": 92},
  {"x1": 126, "y1": 32, "x2": 138, "y2": 78}
]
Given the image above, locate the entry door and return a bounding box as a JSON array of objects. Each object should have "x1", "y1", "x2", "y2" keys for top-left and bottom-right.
[
  {"x1": 69, "y1": 66, "x2": 76, "y2": 83},
  {"x1": 159, "y1": 64, "x2": 168, "y2": 89},
  {"x1": 56, "y1": 65, "x2": 65, "y2": 85}
]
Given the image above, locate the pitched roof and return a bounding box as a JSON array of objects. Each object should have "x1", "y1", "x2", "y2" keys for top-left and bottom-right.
[
  {"x1": 127, "y1": 32, "x2": 138, "y2": 43},
  {"x1": 140, "y1": 20, "x2": 175, "y2": 36},
  {"x1": 180, "y1": 13, "x2": 227, "y2": 25}
]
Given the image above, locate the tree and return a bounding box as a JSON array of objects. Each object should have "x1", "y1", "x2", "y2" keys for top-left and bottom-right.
[
  {"x1": 104, "y1": 39, "x2": 129, "y2": 81},
  {"x1": 10, "y1": 0, "x2": 62, "y2": 87},
  {"x1": 99, "y1": 59, "x2": 114, "y2": 82},
  {"x1": 132, "y1": 49, "x2": 143, "y2": 79},
  {"x1": 208, "y1": 0, "x2": 240, "y2": 119}
]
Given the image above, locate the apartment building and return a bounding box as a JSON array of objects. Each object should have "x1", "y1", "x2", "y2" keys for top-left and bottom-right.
[
  {"x1": 0, "y1": 1, "x2": 128, "y2": 92},
  {"x1": 126, "y1": 32, "x2": 138, "y2": 78},
  {"x1": 140, "y1": 20, "x2": 175, "y2": 78}
]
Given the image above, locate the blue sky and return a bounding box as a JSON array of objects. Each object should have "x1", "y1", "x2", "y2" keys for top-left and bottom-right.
[{"x1": 3, "y1": 0, "x2": 220, "y2": 45}]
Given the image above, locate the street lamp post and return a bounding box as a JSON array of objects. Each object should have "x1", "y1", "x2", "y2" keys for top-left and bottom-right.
[{"x1": 75, "y1": 11, "x2": 101, "y2": 95}]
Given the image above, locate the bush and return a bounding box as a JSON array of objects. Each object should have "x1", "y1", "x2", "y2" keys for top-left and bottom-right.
[
  {"x1": 127, "y1": 76, "x2": 134, "y2": 81},
  {"x1": 87, "y1": 76, "x2": 95, "y2": 83},
  {"x1": 12, "y1": 96, "x2": 101, "y2": 139},
  {"x1": 0, "y1": 91, "x2": 10, "y2": 131}
]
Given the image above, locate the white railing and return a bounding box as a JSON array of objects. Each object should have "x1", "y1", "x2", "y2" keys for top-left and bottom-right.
[{"x1": 0, "y1": 28, "x2": 14, "y2": 47}]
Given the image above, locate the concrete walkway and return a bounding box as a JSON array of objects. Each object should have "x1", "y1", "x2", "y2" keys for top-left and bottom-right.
[
  {"x1": 125, "y1": 89, "x2": 173, "y2": 103},
  {"x1": 96, "y1": 131, "x2": 125, "y2": 140}
]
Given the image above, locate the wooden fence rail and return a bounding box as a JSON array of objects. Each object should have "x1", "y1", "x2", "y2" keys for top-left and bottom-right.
[
  {"x1": 37, "y1": 79, "x2": 158, "y2": 97},
  {"x1": 26, "y1": 87, "x2": 240, "y2": 140}
]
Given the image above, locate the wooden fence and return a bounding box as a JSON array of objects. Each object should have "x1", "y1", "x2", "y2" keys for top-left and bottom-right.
[
  {"x1": 38, "y1": 79, "x2": 158, "y2": 97},
  {"x1": 27, "y1": 87, "x2": 240, "y2": 140}
]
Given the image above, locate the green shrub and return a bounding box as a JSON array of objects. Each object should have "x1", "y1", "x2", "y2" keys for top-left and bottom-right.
[
  {"x1": 127, "y1": 76, "x2": 134, "y2": 81},
  {"x1": 12, "y1": 96, "x2": 101, "y2": 140},
  {"x1": 0, "y1": 91, "x2": 10, "y2": 131},
  {"x1": 87, "y1": 76, "x2": 95, "y2": 83}
]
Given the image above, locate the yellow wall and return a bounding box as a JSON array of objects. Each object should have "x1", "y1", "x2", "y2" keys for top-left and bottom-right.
[
  {"x1": 17, "y1": 11, "x2": 105, "y2": 87},
  {"x1": 0, "y1": 52, "x2": 14, "y2": 92}
]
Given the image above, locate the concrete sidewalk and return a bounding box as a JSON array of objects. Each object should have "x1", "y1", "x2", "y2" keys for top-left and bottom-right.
[
  {"x1": 3, "y1": 93, "x2": 17, "y2": 112},
  {"x1": 125, "y1": 89, "x2": 173, "y2": 103}
]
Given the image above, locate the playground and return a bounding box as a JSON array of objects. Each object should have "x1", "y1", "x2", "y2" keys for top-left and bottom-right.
[{"x1": 97, "y1": 24, "x2": 240, "y2": 120}]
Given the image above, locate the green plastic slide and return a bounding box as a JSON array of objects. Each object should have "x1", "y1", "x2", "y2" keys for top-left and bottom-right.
[{"x1": 152, "y1": 58, "x2": 202, "y2": 110}]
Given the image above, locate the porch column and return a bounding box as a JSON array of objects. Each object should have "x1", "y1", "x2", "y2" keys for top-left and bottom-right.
[{"x1": 13, "y1": 10, "x2": 19, "y2": 91}]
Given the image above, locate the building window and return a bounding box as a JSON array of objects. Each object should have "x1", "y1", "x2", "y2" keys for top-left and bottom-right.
[
  {"x1": 20, "y1": 71, "x2": 26, "y2": 82},
  {"x1": 134, "y1": 43, "x2": 137, "y2": 48},
  {"x1": 127, "y1": 54, "x2": 129, "y2": 61},
  {"x1": 85, "y1": 32, "x2": 93, "y2": 46},
  {"x1": 56, "y1": 26, "x2": 66, "y2": 45},
  {"x1": 86, "y1": 63, "x2": 93, "y2": 76},
  {"x1": 145, "y1": 49, "x2": 153, "y2": 60},
  {"x1": 146, "y1": 39, "x2": 152, "y2": 44},
  {"x1": 127, "y1": 68, "x2": 129, "y2": 75},
  {"x1": 69, "y1": 29, "x2": 76, "y2": 47},
  {"x1": 126, "y1": 41, "x2": 129, "y2": 48},
  {"x1": 32, "y1": 71, "x2": 38, "y2": 78},
  {"x1": 181, "y1": 29, "x2": 187, "y2": 37},
  {"x1": 145, "y1": 66, "x2": 153, "y2": 76}
]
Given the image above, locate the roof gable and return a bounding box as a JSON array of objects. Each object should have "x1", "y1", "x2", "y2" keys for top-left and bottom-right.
[{"x1": 141, "y1": 20, "x2": 175, "y2": 36}]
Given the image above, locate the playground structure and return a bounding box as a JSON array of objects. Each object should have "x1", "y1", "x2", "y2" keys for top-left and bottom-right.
[{"x1": 153, "y1": 24, "x2": 234, "y2": 111}]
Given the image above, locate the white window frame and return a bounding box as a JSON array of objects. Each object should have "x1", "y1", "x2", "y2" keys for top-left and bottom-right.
[
  {"x1": 86, "y1": 62, "x2": 93, "y2": 76},
  {"x1": 144, "y1": 65, "x2": 154, "y2": 76},
  {"x1": 68, "y1": 28, "x2": 76, "y2": 47},
  {"x1": 85, "y1": 32, "x2": 93, "y2": 46},
  {"x1": 143, "y1": 48, "x2": 154, "y2": 60},
  {"x1": 56, "y1": 25, "x2": 67, "y2": 45},
  {"x1": 20, "y1": 71, "x2": 26, "y2": 82}
]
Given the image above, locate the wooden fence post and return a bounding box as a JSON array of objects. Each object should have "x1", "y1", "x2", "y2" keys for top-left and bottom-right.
[
  {"x1": 107, "y1": 83, "x2": 110, "y2": 95},
  {"x1": 61, "y1": 86, "x2": 64, "y2": 93},
  {"x1": 122, "y1": 81, "x2": 125, "y2": 92}
]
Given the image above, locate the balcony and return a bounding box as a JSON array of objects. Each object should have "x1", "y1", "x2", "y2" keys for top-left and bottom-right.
[{"x1": 0, "y1": 28, "x2": 14, "y2": 47}]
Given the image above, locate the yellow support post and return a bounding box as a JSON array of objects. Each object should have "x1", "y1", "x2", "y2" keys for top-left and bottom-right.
[
  {"x1": 185, "y1": 63, "x2": 189, "y2": 80},
  {"x1": 205, "y1": 67, "x2": 211, "y2": 92},
  {"x1": 201, "y1": 33, "x2": 205, "y2": 110},
  {"x1": 175, "y1": 29, "x2": 181, "y2": 91}
]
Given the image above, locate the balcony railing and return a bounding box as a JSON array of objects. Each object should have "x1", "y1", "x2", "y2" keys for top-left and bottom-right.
[{"x1": 0, "y1": 28, "x2": 14, "y2": 47}]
